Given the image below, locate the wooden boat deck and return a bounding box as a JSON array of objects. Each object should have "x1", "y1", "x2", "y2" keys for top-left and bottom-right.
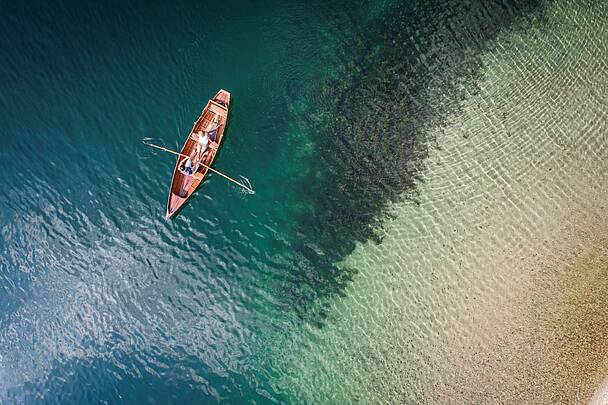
[{"x1": 166, "y1": 89, "x2": 231, "y2": 219}]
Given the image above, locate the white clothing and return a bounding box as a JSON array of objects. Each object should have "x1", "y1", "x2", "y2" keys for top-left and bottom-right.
[{"x1": 198, "y1": 133, "x2": 209, "y2": 152}]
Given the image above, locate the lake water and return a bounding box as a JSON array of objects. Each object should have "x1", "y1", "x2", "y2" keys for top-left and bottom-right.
[{"x1": 1, "y1": 0, "x2": 607, "y2": 403}]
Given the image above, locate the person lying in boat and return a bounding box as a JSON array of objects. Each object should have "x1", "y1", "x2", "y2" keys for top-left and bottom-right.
[
  {"x1": 191, "y1": 130, "x2": 210, "y2": 164},
  {"x1": 190, "y1": 115, "x2": 220, "y2": 162},
  {"x1": 206, "y1": 114, "x2": 221, "y2": 142}
]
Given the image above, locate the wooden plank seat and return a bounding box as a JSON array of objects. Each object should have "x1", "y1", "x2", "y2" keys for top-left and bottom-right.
[
  {"x1": 208, "y1": 102, "x2": 228, "y2": 117},
  {"x1": 209, "y1": 100, "x2": 228, "y2": 113}
]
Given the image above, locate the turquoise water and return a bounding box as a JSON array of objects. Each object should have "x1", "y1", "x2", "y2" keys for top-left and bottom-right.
[{"x1": 2, "y1": 0, "x2": 607, "y2": 403}]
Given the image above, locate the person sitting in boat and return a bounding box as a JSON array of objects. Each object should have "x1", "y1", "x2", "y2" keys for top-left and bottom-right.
[{"x1": 179, "y1": 157, "x2": 195, "y2": 176}]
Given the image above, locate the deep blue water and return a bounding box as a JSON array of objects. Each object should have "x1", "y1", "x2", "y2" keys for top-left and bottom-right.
[{"x1": 0, "y1": 0, "x2": 551, "y2": 402}]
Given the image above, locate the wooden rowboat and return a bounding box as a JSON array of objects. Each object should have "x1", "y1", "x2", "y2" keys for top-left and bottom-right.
[{"x1": 166, "y1": 89, "x2": 231, "y2": 219}]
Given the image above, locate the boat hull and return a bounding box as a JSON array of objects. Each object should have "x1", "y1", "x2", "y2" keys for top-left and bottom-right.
[{"x1": 165, "y1": 89, "x2": 231, "y2": 219}]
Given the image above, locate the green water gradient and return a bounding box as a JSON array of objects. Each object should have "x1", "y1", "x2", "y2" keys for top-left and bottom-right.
[{"x1": 1, "y1": 0, "x2": 607, "y2": 403}]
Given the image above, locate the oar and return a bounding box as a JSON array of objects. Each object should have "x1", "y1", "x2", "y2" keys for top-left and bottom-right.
[{"x1": 143, "y1": 141, "x2": 254, "y2": 193}]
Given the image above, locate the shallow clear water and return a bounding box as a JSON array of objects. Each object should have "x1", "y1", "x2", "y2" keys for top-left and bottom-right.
[{"x1": 1, "y1": 0, "x2": 607, "y2": 403}]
